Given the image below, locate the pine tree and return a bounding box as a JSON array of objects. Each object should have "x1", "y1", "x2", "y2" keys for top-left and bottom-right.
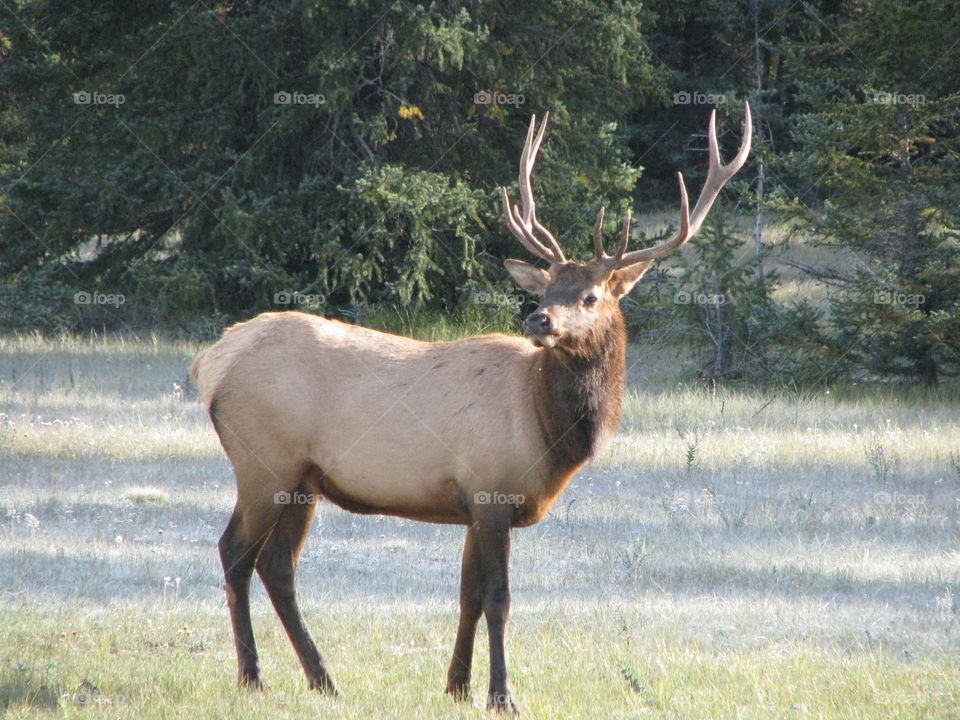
[
  {"x1": 778, "y1": 0, "x2": 960, "y2": 385},
  {"x1": 0, "y1": 1, "x2": 660, "y2": 330}
]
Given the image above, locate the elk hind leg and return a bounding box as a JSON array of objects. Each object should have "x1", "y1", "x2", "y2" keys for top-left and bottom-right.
[
  {"x1": 219, "y1": 502, "x2": 279, "y2": 689},
  {"x1": 256, "y1": 478, "x2": 337, "y2": 694}
]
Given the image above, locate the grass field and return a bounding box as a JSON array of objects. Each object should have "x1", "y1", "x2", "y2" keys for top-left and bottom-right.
[{"x1": 1, "y1": 331, "x2": 959, "y2": 718}]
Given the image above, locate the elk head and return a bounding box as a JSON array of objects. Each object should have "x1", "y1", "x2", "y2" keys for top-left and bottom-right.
[{"x1": 502, "y1": 106, "x2": 752, "y2": 355}]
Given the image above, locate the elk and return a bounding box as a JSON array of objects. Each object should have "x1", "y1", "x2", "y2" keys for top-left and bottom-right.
[{"x1": 190, "y1": 104, "x2": 751, "y2": 713}]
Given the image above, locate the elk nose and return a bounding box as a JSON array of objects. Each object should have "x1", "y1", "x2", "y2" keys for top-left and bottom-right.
[{"x1": 525, "y1": 311, "x2": 552, "y2": 334}]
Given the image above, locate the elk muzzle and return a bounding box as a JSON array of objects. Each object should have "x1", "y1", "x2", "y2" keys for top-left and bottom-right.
[{"x1": 524, "y1": 310, "x2": 559, "y2": 348}]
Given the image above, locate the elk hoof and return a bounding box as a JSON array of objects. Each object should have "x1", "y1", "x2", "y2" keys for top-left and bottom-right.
[
  {"x1": 445, "y1": 678, "x2": 471, "y2": 702},
  {"x1": 486, "y1": 690, "x2": 519, "y2": 715},
  {"x1": 238, "y1": 674, "x2": 268, "y2": 691},
  {"x1": 308, "y1": 674, "x2": 339, "y2": 696}
]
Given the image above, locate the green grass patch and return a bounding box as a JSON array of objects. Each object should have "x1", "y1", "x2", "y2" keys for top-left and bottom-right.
[
  {"x1": 1, "y1": 603, "x2": 957, "y2": 719},
  {"x1": 2, "y1": 331, "x2": 959, "y2": 719},
  {"x1": 362, "y1": 304, "x2": 520, "y2": 342}
]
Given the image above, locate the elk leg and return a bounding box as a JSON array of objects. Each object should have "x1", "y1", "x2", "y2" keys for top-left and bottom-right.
[
  {"x1": 474, "y1": 507, "x2": 518, "y2": 714},
  {"x1": 446, "y1": 523, "x2": 482, "y2": 700},
  {"x1": 256, "y1": 489, "x2": 338, "y2": 694},
  {"x1": 219, "y1": 507, "x2": 273, "y2": 689}
]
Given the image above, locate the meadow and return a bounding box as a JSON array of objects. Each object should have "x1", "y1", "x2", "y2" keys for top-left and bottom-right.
[{"x1": 1, "y1": 330, "x2": 959, "y2": 719}]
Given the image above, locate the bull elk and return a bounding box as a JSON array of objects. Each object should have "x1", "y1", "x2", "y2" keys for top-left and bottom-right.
[{"x1": 191, "y1": 104, "x2": 751, "y2": 713}]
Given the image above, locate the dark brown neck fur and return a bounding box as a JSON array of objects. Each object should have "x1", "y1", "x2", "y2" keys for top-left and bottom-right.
[{"x1": 531, "y1": 309, "x2": 627, "y2": 477}]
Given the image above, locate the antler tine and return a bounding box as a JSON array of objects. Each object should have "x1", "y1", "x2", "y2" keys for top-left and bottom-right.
[
  {"x1": 520, "y1": 113, "x2": 566, "y2": 261},
  {"x1": 516, "y1": 115, "x2": 540, "y2": 227},
  {"x1": 614, "y1": 102, "x2": 751, "y2": 267},
  {"x1": 593, "y1": 207, "x2": 606, "y2": 260},
  {"x1": 615, "y1": 209, "x2": 632, "y2": 263},
  {"x1": 502, "y1": 113, "x2": 566, "y2": 264},
  {"x1": 501, "y1": 187, "x2": 557, "y2": 261},
  {"x1": 594, "y1": 206, "x2": 632, "y2": 262}
]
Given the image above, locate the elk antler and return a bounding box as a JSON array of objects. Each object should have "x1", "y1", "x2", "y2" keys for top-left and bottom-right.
[
  {"x1": 501, "y1": 113, "x2": 567, "y2": 264},
  {"x1": 596, "y1": 102, "x2": 752, "y2": 267}
]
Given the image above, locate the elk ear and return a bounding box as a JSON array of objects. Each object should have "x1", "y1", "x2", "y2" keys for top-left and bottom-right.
[
  {"x1": 505, "y1": 259, "x2": 550, "y2": 296},
  {"x1": 607, "y1": 260, "x2": 654, "y2": 298}
]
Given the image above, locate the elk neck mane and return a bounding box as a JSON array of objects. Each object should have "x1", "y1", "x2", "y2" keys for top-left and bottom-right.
[{"x1": 530, "y1": 308, "x2": 627, "y2": 477}]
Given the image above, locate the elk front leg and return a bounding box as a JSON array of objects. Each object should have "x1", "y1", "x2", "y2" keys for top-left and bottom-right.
[
  {"x1": 446, "y1": 524, "x2": 481, "y2": 700},
  {"x1": 474, "y1": 506, "x2": 518, "y2": 714}
]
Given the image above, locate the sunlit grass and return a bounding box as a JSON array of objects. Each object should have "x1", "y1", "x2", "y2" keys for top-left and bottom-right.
[
  {"x1": 1, "y1": 330, "x2": 959, "y2": 718},
  {"x1": 2, "y1": 601, "x2": 958, "y2": 719},
  {"x1": 363, "y1": 304, "x2": 519, "y2": 342}
]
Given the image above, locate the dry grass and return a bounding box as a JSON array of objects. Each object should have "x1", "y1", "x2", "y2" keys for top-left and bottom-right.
[{"x1": 1, "y1": 330, "x2": 959, "y2": 718}]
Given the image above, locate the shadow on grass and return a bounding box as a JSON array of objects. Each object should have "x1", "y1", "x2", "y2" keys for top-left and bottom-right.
[{"x1": 0, "y1": 668, "x2": 64, "y2": 711}]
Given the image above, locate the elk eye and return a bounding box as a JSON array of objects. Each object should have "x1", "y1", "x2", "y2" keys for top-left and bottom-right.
[{"x1": 583, "y1": 293, "x2": 599, "y2": 307}]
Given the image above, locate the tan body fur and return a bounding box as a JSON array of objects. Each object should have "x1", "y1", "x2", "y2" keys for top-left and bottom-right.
[{"x1": 192, "y1": 311, "x2": 585, "y2": 530}]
